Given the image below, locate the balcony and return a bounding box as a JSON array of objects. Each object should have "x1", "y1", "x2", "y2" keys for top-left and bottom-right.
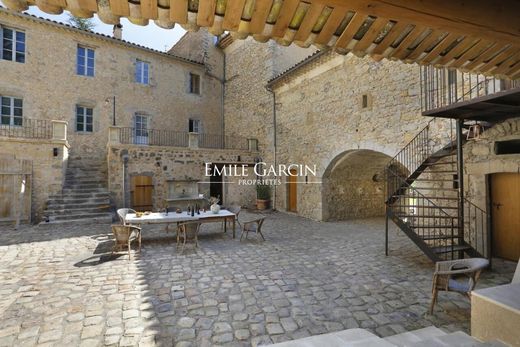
[
  {"x1": 420, "y1": 66, "x2": 520, "y2": 121},
  {"x1": 111, "y1": 127, "x2": 258, "y2": 152},
  {"x1": 0, "y1": 118, "x2": 68, "y2": 142}
]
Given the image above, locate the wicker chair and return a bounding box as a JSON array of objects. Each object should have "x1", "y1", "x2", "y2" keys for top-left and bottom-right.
[
  {"x1": 227, "y1": 205, "x2": 242, "y2": 229},
  {"x1": 429, "y1": 257, "x2": 489, "y2": 314},
  {"x1": 111, "y1": 225, "x2": 141, "y2": 260},
  {"x1": 240, "y1": 217, "x2": 265, "y2": 241},
  {"x1": 117, "y1": 208, "x2": 136, "y2": 225},
  {"x1": 177, "y1": 221, "x2": 201, "y2": 254}
]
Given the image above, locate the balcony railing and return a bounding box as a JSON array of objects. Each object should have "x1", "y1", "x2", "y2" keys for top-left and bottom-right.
[
  {"x1": 120, "y1": 127, "x2": 189, "y2": 147},
  {"x1": 199, "y1": 133, "x2": 249, "y2": 150},
  {"x1": 0, "y1": 118, "x2": 53, "y2": 139},
  {"x1": 421, "y1": 66, "x2": 520, "y2": 113},
  {"x1": 117, "y1": 127, "x2": 254, "y2": 151}
]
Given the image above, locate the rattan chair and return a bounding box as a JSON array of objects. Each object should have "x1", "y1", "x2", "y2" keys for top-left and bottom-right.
[
  {"x1": 227, "y1": 205, "x2": 242, "y2": 229},
  {"x1": 117, "y1": 208, "x2": 136, "y2": 225},
  {"x1": 240, "y1": 217, "x2": 265, "y2": 241},
  {"x1": 111, "y1": 224, "x2": 141, "y2": 260},
  {"x1": 176, "y1": 221, "x2": 201, "y2": 254},
  {"x1": 429, "y1": 257, "x2": 489, "y2": 314}
]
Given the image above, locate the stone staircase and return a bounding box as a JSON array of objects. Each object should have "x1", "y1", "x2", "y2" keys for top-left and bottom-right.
[
  {"x1": 266, "y1": 327, "x2": 509, "y2": 347},
  {"x1": 42, "y1": 159, "x2": 113, "y2": 224}
]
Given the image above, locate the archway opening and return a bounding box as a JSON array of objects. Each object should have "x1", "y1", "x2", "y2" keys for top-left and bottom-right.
[{"x1": 322, "y1": 150, "x2": 394, "y2": 221}]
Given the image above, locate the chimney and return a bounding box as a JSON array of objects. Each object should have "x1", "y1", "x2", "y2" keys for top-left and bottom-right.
[{"x1": 113, "y1": 24, "x2": 123, "y2": 40}]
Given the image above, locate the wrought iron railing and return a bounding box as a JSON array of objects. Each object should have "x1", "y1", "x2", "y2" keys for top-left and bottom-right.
[
  {"x1": 421, "y1": 65, "x2": 520, "y2": 112},
  {"x1": 463, "y1": 198, "x2": 487, "y2": 258},
  {"x1": 386, "y1": 117, "x2": 456, "y2": 199},
  {"x1": 0, "y1": 118, "x2": 53, "y2": 139},
  {"x1": 386, "y1": 170, "x2": 459, "y2": 261},
  {"x1": 198, "y1": 133, "x2": 249, "y2": 150},
  {"x1": 120, "y1": 127, "x2": 189, "y2": 147}
]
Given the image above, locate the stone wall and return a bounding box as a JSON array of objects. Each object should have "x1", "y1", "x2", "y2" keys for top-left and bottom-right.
[
  {"x1": 107, "y1": 144, "x2": 258, "y2": 211},
  {"x1": 0, "y1": 10, "x2": 221, "y2": 163},
  {"x1": 0, "y1": 137, "x2": 68, "y2": 222},
  {"x1": 465, "y1": 118, "x2": 520, "y2": 208},
  {"x1": 271, "y1": 54, "x2": 428, "y2": 220}
]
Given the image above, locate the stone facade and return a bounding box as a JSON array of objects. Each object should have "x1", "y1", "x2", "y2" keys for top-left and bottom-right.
[
  {"x1": 107, "y1": 143, "x2": 258, "y2": 210},
  {"x1": 269, "y1": 53, "x2": 428, "y2": 220},
  {"x1": 0, "y1": 9, "x2": 221, "y2": 165}
]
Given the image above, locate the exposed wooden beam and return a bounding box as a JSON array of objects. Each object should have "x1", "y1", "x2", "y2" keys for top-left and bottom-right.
[
  {"x1": 314, "y1": 7, "x2": 347, "y2": 45},
  {"x1": 170, "y1": 0, "x2": 188, "y2": 23},
  {"x1": 140, "y1": 0, "x2": 158, "y2": 19},
  {"x1": 249, "y1": 0, "x2": 272, "y2": 34},
  {"x1": 271, "y1": 0, "x2": 300, "y2": 38},
  {"x1": 222, "y1": 0, "x2": 246, "y2": 31},
  {"x1": 294, "y1": 2, "x2": 325, "y2": 42},
  {"x1": 310, "y1": 0, "x2": 520, "y2": 46},
  {"x1": 197, "y1": 0, "x2": 216, "y2": 27},
  {"x1": 352, "y1": 16, "x2": 388, "y2": 53}
]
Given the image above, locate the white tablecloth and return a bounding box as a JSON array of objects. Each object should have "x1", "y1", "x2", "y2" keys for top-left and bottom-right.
[{"x1": 125, "y1": 209, "x2": 235, "y2": 224}]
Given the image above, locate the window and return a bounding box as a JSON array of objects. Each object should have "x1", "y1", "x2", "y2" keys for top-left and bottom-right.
[
  {"x1": 134, "y1": 114, "x2": 149, "y2": 145},
  {"x1": 1, "y1": 96, "x2": 23, "y2": 126},
  {"x1": 189, "y1": 119, "x2": 201, "y2": 133},
  {"x1": 135, "y1": 59, "x2": 149, "y2": 84},
  {"x1": 76, "y1": 105, "x2": 93, "y2": 132},
  {"x1": 1, "y1": 27, "x2": 25, "y2": 63},
  {"x1": 189, "y1": 73, "x2": 200, "y2": 94},
  {"x1": 77, "y1": 45, "x2": 95, "y2": 76}
]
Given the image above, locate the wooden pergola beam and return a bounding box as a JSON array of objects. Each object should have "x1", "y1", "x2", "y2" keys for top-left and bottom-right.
[{"x1": 311, "y1": 0, "x2": 520, "y2": 46}]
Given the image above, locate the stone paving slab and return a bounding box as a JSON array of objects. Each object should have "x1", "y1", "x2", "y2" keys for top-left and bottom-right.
[{"x1": 0, "y1": 212, "x2": 515, "y2": 347}]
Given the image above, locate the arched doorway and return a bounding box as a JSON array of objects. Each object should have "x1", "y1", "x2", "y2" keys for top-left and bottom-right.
[{"x1": 322, "y1": 150, "x2": 393, "y2": 221}]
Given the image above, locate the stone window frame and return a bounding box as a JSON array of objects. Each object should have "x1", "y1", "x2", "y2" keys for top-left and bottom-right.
[
  {"x1": 0, "y1": 95, "x2": 23, "y2": 126},
  {"x1": 0, "y1": 25, "x2": 26, "y2": 63},
  {"x1": 134, "y1": 58, "x2": 150, "y2": 85},
  {"x1": 76, "y1": 44, "x2": 95, "y2": 77},
  {"x1": 75, "y1": 104, "x2": 93, "y2": 133},
  {"x1": 188, "y1": 72, "x2": 201, "y2": 95}
]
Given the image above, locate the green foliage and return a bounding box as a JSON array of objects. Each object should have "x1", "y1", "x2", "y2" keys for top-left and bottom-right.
[
  {"x1": 68, "y1": 14, "x2": 96, "y2": 31},
  {"x1": 256, "y1": 184, "x2": 271, "y2": 200}
]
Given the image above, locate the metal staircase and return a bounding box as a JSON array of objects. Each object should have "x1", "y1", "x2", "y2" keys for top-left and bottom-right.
[{"x1": 384, "y1": 118, "x2": 488, "y2": 262}]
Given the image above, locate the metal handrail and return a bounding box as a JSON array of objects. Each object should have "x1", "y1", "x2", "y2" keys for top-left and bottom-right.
[{"x1": 0, "y1": 118, "x2": 53, "y2": 139}]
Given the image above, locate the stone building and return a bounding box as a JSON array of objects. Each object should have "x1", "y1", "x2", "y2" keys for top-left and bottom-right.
[{"x1": 0, "y1": 9, "x2": 255, "y2": 222}]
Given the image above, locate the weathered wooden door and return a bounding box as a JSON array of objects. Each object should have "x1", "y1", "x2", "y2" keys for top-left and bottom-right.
[
  {"x1": 131, "y1": 176, "x2": 153, "y2": 212},
  {"x1": 491, "y1": 173, "x2": 520, "y2": 261},
  {"x1": 0, "y1": 158, "x2": 32, "y2": 224},
  {"x1": 287, "y1": 170, "x2": 297, "y2": 212}
]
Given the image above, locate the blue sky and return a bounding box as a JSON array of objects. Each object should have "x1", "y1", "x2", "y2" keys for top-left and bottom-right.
[{"x1": 24, "y1": 7, "x2": 187, "y2": 51}]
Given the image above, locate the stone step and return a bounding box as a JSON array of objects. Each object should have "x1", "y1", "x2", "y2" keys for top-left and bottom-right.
[
  {"x1": 63, "y1": 183, "x2": 106, "y2": 189},
  {"x1": 40, "y1": 214, "x2": 113, "y2": 226},
  {"x1": 266, "y1": 328, "x2": 393, "y2": 347},
  {"x1": 44, "y1": 205, "x2": 111, "y2": 215},
  {"x1": 64, "y1": 178, "x2": 106, "y2": 184},
  {"x1": 50, "y1": 192, "x2": 109, "y2": 199},
  {"x1": 406, "y1": 331, "x2": 489, "y2": 346},
  {"x1": 62, "y1": 188, "x2": 109, "y2": 193},
  {"x1": 48, "y1": 196, "x2": 109, "y2": 204},
  {"x1": 47, "y1": 198, "x2": 110, "y2": 210},
  {"x1": 48, "y1": 212, "x2": 113, "y2": 222},
  {"x1": 383, "y1": 326, "x2": 447, "y2": 346}
]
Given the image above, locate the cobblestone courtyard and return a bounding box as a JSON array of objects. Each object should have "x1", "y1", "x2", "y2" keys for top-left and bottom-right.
[{"x1": 0, "y1": 212, "x2": 515, "y2": 347}]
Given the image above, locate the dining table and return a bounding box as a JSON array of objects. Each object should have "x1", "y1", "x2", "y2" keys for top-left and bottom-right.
[{"x1": 125, "y1": 209, "x2": 237, "y2": 238}]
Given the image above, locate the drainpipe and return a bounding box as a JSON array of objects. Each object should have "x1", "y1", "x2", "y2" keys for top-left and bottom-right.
[
  {"x1": 266, "y1": 85, "x2": 277, "y2": 211},
  {"x1": 122, "y1": 153, "x2": 129, "y2": 208}
]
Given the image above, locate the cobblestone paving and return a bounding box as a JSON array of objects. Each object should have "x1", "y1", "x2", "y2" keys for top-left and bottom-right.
[{"x1": 0, "y1": 212, "x2": 515, "y2": 347}]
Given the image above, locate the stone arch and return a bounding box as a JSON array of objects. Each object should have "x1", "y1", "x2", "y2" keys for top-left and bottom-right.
[{"x1": 322, "y1": 149, "x2": 394, "y2": 221}]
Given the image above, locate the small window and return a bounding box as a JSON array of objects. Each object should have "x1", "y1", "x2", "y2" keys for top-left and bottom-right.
[
  {"x1": 1, "y1": 27, "x2": 25, "y2": 63},
  {"x1": 77, "y1": 45, "x2": 95, "y2": 77},
  {"x1": 1, "y1": 96, "x2": 23, "y2": 126},
  {"x1": 135, "y1": 59, "x2": 149, "y2": 84},
  {"x1": 189, "y1": 119, "x2": 201, "y2": 133},
  {"x1": 362, "y1": 94, "x2": 369, "y2": 108},
  {"x1": 76, "y1": 105, "x2": 93, "y2": 132},
  {"x1": 189, "y1": 73, "x2": 200, "y2": 95}
]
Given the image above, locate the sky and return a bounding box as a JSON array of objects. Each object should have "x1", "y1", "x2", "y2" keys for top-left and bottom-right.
[{"x1": 23, "y1": 7, "x2": 187, "y2": 51}]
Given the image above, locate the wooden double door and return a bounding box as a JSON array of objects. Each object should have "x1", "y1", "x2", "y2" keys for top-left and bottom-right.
[
  {"x1": 491, "y1": 173, "x2": 520, "y2": 261},
  {"x1": 287, "y1": 170, "x2": 297, "y2": 212}
]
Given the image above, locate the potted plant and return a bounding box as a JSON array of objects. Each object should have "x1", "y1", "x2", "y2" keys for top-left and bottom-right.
[{"x1": 256, "y1": 184, "x2": 271, "y2": 210}]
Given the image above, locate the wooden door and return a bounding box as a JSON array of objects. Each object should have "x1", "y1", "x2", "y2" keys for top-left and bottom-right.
[
  {"x1": 131, "y1": 176, "x2": 153, "y2": 212},
  {"x1": 491, "y1": 173, "x2": 520, "y2": 261},
  {"x1": 287, "y1": 170, "x2": 297, "y2": 212}
]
